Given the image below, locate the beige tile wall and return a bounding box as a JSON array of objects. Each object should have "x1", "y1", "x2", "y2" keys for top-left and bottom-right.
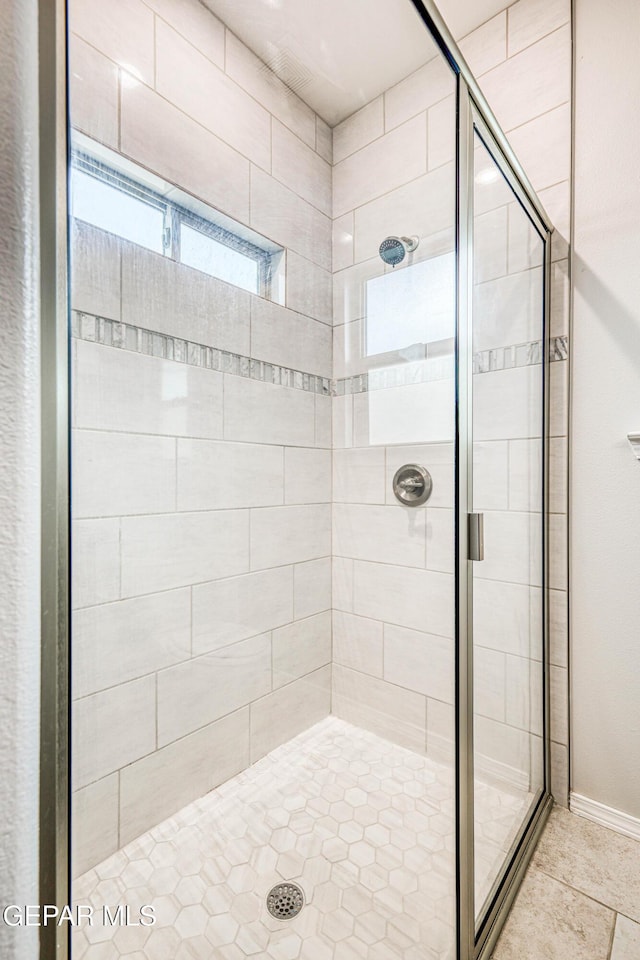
[
  {"x1": 329, "y1": 0, "x2": 571, "y2": 801},
  {"x1": 330, "y1": 35, "x2": 458, "y2": 755},
  {"x1": 70, "y1": 0, "x2": 572, "y2": 878},
  {"x1": 69, "y1": 0, "x2": 333, "y2": 876}
]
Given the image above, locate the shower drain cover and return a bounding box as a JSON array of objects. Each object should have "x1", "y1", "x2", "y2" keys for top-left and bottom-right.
[{"x1": 266, "y1": 882, "x2": 305, "y2": 920}]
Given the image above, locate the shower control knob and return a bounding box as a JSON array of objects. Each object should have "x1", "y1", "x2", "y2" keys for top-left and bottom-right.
[{"x1": 392, "y1": 464, "x2": 432, "y2": 506}]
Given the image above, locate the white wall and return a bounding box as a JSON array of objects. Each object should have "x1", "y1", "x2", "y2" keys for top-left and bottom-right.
[
  {"x1": 571, "y1": 0, "x2": 640, "y2": 820},
  {"x1": 0, "y1": 0, "x2": 41, "y2": 958}
]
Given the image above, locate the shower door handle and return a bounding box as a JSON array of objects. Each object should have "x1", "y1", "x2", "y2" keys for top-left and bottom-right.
[{"x1": 468, "y1": 513, "x2": 484, "y2": 561}]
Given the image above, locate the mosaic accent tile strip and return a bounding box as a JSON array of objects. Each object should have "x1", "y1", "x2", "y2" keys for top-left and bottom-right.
[
  {"x1": 335, "y1": 336, "x2": 567, "y2": 397},
  {"x1": 72, "y1": 717, "x2": 533, "y2": 960},
  {"x1": 473, "y1": 335, "x2": 568, "y2": 375},
  {"x1": 72, "y1": 312, "x2": 568, "y2": 400},
  {"x1": 71, "y1": 312, "x2": 332, "y2": 397}
]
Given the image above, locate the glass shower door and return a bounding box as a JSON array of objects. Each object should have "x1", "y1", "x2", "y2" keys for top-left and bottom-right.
[{"x1": 470, "y1": 122, "x2": 547, "y2": 925}]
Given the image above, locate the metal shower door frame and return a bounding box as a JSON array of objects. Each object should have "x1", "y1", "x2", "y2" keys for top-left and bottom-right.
[{"x1": 408, "y1": 2, "x2": 554, "y2": 958}]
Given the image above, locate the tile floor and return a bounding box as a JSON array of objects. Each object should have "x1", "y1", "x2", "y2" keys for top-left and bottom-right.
[
  {"x1": 491, "y1": 806, "x2": 640, "y2": 960},
  {"x1": 72, "y1": 717, "x2": 533, "y2": 960}
]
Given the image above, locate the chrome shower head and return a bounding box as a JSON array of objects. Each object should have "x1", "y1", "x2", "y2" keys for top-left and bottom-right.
[{"x1": 378, "y1": 235, "x2": 419, "y2": 266}]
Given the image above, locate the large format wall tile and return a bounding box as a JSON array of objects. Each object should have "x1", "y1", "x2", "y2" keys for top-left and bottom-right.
[
  {"x1": 333, "y1": 447, "x2": 386, "y2": 505},
  {"x1": 286, "y1": 251, "x2": 332, "y2": 326},
  {"x1": 249, "y1": 666, "x2": 331, "y2": 763},
  {"x1": 507, "y1": 103, "x2": 571, "y2": 194},
  {"x1": 459, "y1": 13, "x2": 506, "y2": 76},
  {"x1": 507, "y1": 0, "x2": 570, "y2": 57},
  {"x1": 333, "y1": 97, "x2": 384, "y2": 164},
  {"x1": 121, "y1": 81, "x2": 251, "y2": 226},
  {"x1": 73, "y1": 676, "x2": 156, "y2": 788},
  {"x1": 72, "y1": 774, "x2": 119, "y2": 877},
  {"x1": 272, "y1": 611, "x2": 332, "y2": 688},
  {"x1": 146, "y1": 0, "x2": 224, "y2": 66},
  {"x1": 156, "y1": 634, "x2": 271, "y2": 745},
  {"x1": 76, "y1": 341, "x2": 224, "y2": 438},
  {"x1": 177, "y1": 439, "x2": 284, "y2": 511},
  {"x1": 333, "y1": 115, "x2": 427, "y2": 218},
  {"x1": 333, "y1": 502, "x2": 427, "y2": 567},
  {"x1": 480, "y1": 511, "x2": 543, "y2": 587},
  {"x1": 71, "y1": 221, "x2": 121, "y2": 319},
  {"x1": 284, "y1": 447, "x2": 331, "y2": 505},
  {"x1": 479, "y1": 25, "x2": 570, "y2": 133},
  {"x1": 474, "y1": 578, "x2": 542, "y2": 659},
  {"x1": 384, "y1": 55, "x2": 454, "y2": 131},
  {"x1": 192, "y1": 566, "x2": 293, "y2": 655},
  {"x1": 353, "y1": 164, "x2": 455, "y2": 264},
  {"x1": 223, "y1": 375, "x2": 316, "y2": 447},
  {"x1": 332, "y1": 610, "x2": 384, "y2": 678},
  {"x1": 72, "y1": 518, "x2": 120, "y2": 610},
  {"x1": 156, "y1": 21, "x2": 271, "y2": 171},
  {"x1": 119, "y1": 708, "x2": 250, "y2": 846},
  {"x1": 384, "y1": 623, "x2": 454, "y2": 703},
  {"x1": 473, "y1": 366, "x2": 543, "y2": 441},
  {"x1": 353, "y1": 560, "x2": 454, "y2": 639},
  {"x1": 251, "y1": 299, "x2": 332, "y2": 378},
  {"x1": 73, "y1": 429, "x2": 176, "y2": 519},
  {"x1": 121, "y1": 510, "x2": 249, "y2": 596},
  {"x1": 250, "y1": 167, "x2": 331, "y2": 271},
  {"x1": 121, "y1": 245, "x2": 251, "y2": 355},
  {"x1": 293, "y1": 558, "x2": 331, "y2": 620},
  {"x1": 250, "y1": 504, "x2": 331, "y2": 570},
  {"x1": 224, "y1": 32, "x2": 316, "y2": 149},
  {"x1": 272, "y1": 119, "x2": 331, "y2": 216},
  {"x1": 73, "y1": 588, "x2": 191, "y2": 698},
  {"x1": 69, "y1": 35, "x2": 119, "y2": 150},
  {"x1": 332, "y1": 664, "x2": 426, "y2": 754},
  {"x1": 70, "y1": 0, "x2": 154, "y2": 85}
]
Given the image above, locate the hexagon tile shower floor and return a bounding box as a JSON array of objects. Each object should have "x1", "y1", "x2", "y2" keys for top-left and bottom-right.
[{"x1": 72, "y1": 718, "x2": 532, "y2": 959}]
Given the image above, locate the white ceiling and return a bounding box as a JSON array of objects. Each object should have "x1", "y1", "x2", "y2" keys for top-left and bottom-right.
[{"x1": 202, "y1": 0, "x2": 508, "y2": 126}]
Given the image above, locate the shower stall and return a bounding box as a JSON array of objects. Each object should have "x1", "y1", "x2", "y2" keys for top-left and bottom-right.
[{"x1": 54, "y1": 0, "x2": 554, "y2": 957}]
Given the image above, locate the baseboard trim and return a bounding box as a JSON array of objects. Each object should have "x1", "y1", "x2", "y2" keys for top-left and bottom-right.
[{"x1": 570, "y1": 792, "x2": 640, "y2": 841}]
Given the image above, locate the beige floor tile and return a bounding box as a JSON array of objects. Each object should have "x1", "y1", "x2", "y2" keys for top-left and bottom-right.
[
  {"x1": 533, "y1": 806, "x2": 640, "y2": 922},
  {"x1": 492, "y1": 866, "x2": 615, "y2": 960},
  {"x1": 611, "y1": 915, "x2": 640, "y2": 960}
]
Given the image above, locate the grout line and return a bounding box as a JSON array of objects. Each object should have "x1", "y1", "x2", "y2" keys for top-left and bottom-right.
[
  {"x1": 531, "y1": 862, "x2": 624, "y2": 922},
  {"x1": 607, "y1": 915, "x2": 618, "y2": 960},
  {"x1": 152, "y1": 13, "x2": 157, "y2": 90}
]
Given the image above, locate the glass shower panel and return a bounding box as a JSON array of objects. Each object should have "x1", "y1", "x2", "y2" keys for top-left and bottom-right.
[
  {"x1": 68, "y1": 1, "x2": 459, "y2": 957},
  {"x1": 332, "y1": 28, "x2": 458, "y2": 956},
  {"x1": 471, "y1": 131, "x2": 545, "y2": 920}
]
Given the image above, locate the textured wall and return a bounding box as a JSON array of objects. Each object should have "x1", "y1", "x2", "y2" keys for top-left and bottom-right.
[
  {"x1": 571, "y1": 0, "x2": 640, "y2": 821},
  {"x1": 0, "y1": 0, "x2": 41, "y2": 958}
]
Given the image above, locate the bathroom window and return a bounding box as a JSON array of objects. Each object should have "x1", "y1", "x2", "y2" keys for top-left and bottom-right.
[
  {"x1": 365, "y1": 252, "x2": 455, "y2": 356},
  {"x1": 70, "y1": 142, "x2": 281, "y2": 298}
]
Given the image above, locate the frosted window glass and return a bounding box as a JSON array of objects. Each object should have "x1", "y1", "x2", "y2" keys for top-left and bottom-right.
[
  {"x1": 180, "y1": 224, "x2": 259, "y2": 294},
  {"x1": 71, "y1": 169, "x2": 164, "y2": 254},
  {"x1": 365, "y1": 253, "x2": 455, "y2": 356}
]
